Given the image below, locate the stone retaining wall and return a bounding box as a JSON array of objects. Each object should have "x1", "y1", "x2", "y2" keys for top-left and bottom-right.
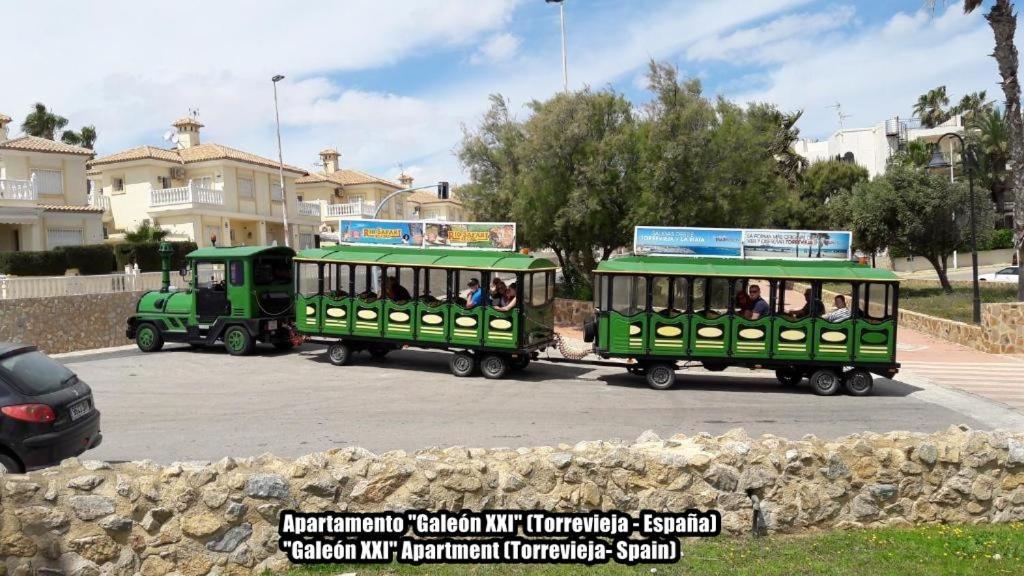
[
  {"x1": 553, "y1": 298, "x2": 594, "y2": 327},
  {"x1": 2, "y1": 427, "x2": 1023, "y2": 575},
  {"x1": 0, "y1": 292, "x2": 143, "y2": 354}
]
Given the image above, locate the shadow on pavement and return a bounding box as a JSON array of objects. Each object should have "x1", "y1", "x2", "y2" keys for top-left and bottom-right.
[{"x1": 598, "y1": 372, "x2": 922, "y2": 397}]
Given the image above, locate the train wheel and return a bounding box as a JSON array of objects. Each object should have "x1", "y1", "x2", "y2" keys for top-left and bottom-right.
[
  {"x1": 450, "y1": 352, "x2": 476, "y2": 377},
  {"x1": 843, "y1": 368, "x2": 874, "y2": 396},
  {"x1": 809, "y1": 369, "x2": 841, "y2": 396},
  {"x1": 136, "y1": 323, "x2": 164, "y2": 353},
  {"x1": 775, "y1": 367, "x2": 804, "y2": 386},
  {"x1": 224, "y1": 326, "x2": 254, "y2": 356},
  {"x1": 480, "y1": 354, "x2": 509, "y2": 380},
  {"x1": 368, "y1": 345, "x2": 390, "y2": 359},
  {"x1": 646, "y1": 364, "x2": 676, "y2": 390},
  {"x1": 327, "y1": 342, "x2": 352, "y2": 366}
]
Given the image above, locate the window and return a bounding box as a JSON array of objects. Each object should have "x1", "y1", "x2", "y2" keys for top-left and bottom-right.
[
  {"x1": 32, "y1": 169, "x2": 63, "y2": 195},
  {"x1": 593, "y1": 275, "x2": 604, "y2": 309},
  {"x1": 327, "y1": 264, "x2": 351, "y2": 297},
  {"x1": 651, "y1": 276, "x2": 688, "y2": 314},
  {"x1": 253, "y1": 257, "x2": 292, "y2": 286},
  {"x1": 0, "y1": 349, "x2": 76, "y2": 396},
  {"x1": 112, "y1": 178, "x2": 124, "y2": 192},
  {"x1": 196, "y1": 262, "x2": 225, "y2": 289},
  {"x1": 158, "y1": 176, "x2": 171, "y2": 189},
  {"x1": 238, "y1": 178, "x2": 254, "y2": 198},
  {"x1": 422, "y1": 268, "x2": 449, "y2": 302},
  {"x1": 693, "y1": 277, "x2": 730, "y2": 316},
  {"x1": 271, "y1": 182, "x2": 284, "y2": 201},
  {"x1": 530, "y1": 272, "x2": 549, "y2": 306},
  {"x1": 298, "y1": 263, "x2": 320, "y2": 297},
  {"x1": 384, "y1": 267, "x2": 415, "y2": 302},
  {"x1": 353, "y1": 265, "x2": 375, "y2": 297},
  {"x1": 229, "y1": 261, "x2": 245, "y2": 286},
  {"x1": 821, "y1": 283, "x2": 854, "y2": 323},
  {"x1": 610, "y1": 275, "x2": 646, "y2": 316},
  {"x1": 861, "y1": 283, "x2": 895, "y2": 321},
  {"x1": 47, "y1": 228, "x2": 83, "y2": 248}
]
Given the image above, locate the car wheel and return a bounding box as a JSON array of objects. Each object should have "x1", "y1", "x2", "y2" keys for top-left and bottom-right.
[
  {"x1": 327, "y1": 342, "x2": 351, "y2": 366},
  {"x1": 775, "y1": 367, "x2": 804, "y2": 386},
  {"x1": 0, "y1": 453, "x2": 22, "y2": 474},
  {"x1": 136, "y1": 323, "x2": 164, "y2": 353},
  {"x1": 450, "y1": 352, "x2": 476, "y2": 377},
  {"x1": 646, "y1": 364, "x2": 676, "y2": 390},
  {"x1": 480, "y1": 354, "x2": 509, "y2": 379},
  {"x1": 809, "y1": 369, "x2": 842, "y2": 396},
  {"x1": 224, "y1": 326, "x2": 254, "y2": 356},
  {"x1": 843, "y1": 368, "x2": 874, "y2": 396}
]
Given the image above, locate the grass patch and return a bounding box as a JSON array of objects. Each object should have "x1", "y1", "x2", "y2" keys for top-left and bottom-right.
[
  {"x1": 897, "y1": 280, "x2": 1018, "y2": 323},
  {"x1": 283, "y1": 522, "x2": 1024, "y2": 575}
]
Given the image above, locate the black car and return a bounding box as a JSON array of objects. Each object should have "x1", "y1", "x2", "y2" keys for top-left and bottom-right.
[{"x1": 0, "y1": 343, "x2": 102, "y2": 473}]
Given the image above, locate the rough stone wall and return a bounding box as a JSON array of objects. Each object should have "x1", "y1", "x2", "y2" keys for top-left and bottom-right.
[
  {"x1": 553, "y1": 298, "x2": 594, "y2": 327},
  {"x1": 0, "y1": 292, "x2": 142, "y2": 354},
  {"x1": 2, "y1": 427, "x2": 1024, "y2": 575},
  {"x1": 897, "y1": 308, "x2": 984, "y2": 349},
  {"x1": 981, "y1": 302, "x2": 1024, "y2": 355}
]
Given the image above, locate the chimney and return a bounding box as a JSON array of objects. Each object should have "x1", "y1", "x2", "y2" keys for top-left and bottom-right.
[
  {"x1": 172, "y1": 116, "x2": 204, "y2": 148},
  {"x1": 0, "y1": 113, "x2": 11, "y2": 142},
  {"x1": 319, "y1": 149, "x2": 340, "y2": 174},
  {"x1": 398, "y1": 172, "x2": 414, "y2": 188}
]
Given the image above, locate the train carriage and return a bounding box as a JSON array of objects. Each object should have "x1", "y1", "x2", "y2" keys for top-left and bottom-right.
[
  {"x1": 293, "y1": 245, "x2": 557, "y2": 378},
  {"x1": 587, "y1": 256, "x2": 900, "y2": 394}
]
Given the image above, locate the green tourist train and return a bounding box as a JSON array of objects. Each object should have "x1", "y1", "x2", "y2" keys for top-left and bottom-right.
[
  {"x1": 292, "y1": 244, "x2": 557, "y2": 379},
  {"x1": 586, "y1": 256, "x2": 900, "y2": 394}
]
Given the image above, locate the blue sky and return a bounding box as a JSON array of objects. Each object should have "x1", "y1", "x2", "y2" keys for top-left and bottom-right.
[{"x1": 2, "y1": 1, "x2": 1002, "y2": 184}]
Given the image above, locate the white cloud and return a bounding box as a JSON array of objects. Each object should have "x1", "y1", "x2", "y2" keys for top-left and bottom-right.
[
  {"x1": 471, "y1": 33, "x2": 523, "y2": 65},
  {"x1": 732, "y1": 4, "x2": 996, "y2": 139}
]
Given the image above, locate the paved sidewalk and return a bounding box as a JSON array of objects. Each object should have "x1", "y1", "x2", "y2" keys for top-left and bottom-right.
[{"x1": 896, "y1": 327, "x2": 1024, "y2": 414}]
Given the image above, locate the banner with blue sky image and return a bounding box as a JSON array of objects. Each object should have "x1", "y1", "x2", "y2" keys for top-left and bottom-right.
[{"x1": 634, "y1": 226, "x2": 852, "y2": 260}]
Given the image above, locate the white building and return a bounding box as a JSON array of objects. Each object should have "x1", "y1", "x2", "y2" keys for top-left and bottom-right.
[{"x1": 794, "y1": 115, "x2": 966, "y2": 178}]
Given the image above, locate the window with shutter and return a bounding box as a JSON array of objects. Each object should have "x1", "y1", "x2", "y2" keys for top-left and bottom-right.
[
  {"x1": 47, "y1": 228, "x2": 83, "y2": 248},
  {"x1": 32, "y1": 169, "x2": 63, "y2": 195},
  {"x1": 271, "y1": 182, "x2": 283, "y2": 201},
  {"x1": 239, "y1": 178, "x2": 254, "y2": 198}
]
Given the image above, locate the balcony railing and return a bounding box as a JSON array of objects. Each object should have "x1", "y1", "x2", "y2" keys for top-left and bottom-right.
[
  {"x1": 150, "y1": 181, "x2": 224, "y2": 207},
  {"x1": 324, "y1": 200, "x2": 376, "y2": 219},
  {"x1": 297, "y1": 200, "x2": 321, "y2": 217},
  {"x1": 0, "y1": 178, "x2": 38, "y2": 200},
  {"x1": 88, "y1": 193, "x2": 111, "y2": 211}
]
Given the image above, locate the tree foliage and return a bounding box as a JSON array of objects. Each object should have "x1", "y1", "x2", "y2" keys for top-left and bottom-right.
[
  {"x1": 20, "y1": 102, "x2": 97, "y2": 149},
  {"x1": 913, "y1": 85, "x2": 952, "y2": 128},
  {"x1": 457, "y1": 62, "x2": 803, "y2": 293},
  {"x1": 770, "y1": 160, "x2": 868, "y2": 230},
  {"x1": 124, "y1": 222, "x2": 169, "y2": 244}
]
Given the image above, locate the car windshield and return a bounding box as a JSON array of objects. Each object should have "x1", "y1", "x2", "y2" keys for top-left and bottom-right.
[
  {"x1": 254, "y1": 257, "x2": 293, "y2": 286},
  {"x1": 0, "y1": 350, "x2": 76, "y2": 396},
  {"x1": 1001, "y1": 267, "x2": 1018, "y2": 275}
]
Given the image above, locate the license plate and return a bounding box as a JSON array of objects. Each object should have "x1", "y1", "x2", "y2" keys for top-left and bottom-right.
[
  {"x1": 267, "y1": 320, "x2": 278, "y2": 331},
  {"x1": 69, "y1": 399, "x2": 91, "y2": 421}
]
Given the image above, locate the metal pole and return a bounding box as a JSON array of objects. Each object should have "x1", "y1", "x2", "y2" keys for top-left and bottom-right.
[
  {"x1": 968, "y1": 157, "x2": 981, "y2": 324},
  {"x1": 272, "y1": 76, "x2": 290, "y2": 248},
  {"x1": 372, "y1": 184, "x2": 439, "y2": 219},
  {"x1": 559, "y1": 2, "x2": 568, "y2": 92}
]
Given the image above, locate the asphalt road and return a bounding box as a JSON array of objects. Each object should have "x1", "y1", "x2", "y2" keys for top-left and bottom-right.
[{"x1": 60, "y1": 343, "x2": 1012, "y2": 464}]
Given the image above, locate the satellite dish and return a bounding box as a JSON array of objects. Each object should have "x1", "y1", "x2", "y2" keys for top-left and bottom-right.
[
  {"x1": 162, "y1": 130, "x2": 175, "y2": 141},
  {"x1": 170, "y1": 133, "x2": 179, "y2": 144}
]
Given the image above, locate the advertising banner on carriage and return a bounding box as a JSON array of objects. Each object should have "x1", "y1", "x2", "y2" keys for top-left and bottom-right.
[
  {"x1": 423, "y1": 221, "x2": 516, "y2": 251},
  {"x1": 634, "y1": 226, "x2": 852, "y2": 260},
  {"x1": 338, "y1": 219, "x2": 424, "y2": 246},
  {"x1": 741, "y1": 229, "x2": 852, "y2": 260},
  {"x1": 634, "y1": 227, "x2": 743, "y2": 257}
]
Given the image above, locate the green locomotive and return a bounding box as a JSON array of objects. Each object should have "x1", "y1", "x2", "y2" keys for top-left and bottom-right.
[
  {"x1": 126, "y1": 243, "x2": 297, "y2": 355},
  {"x1": 587, "y1": 256, "x2": 900, "y2": 394},
  {"x1": 292, "y1": 244, "x2": 557, "y2": 379}
]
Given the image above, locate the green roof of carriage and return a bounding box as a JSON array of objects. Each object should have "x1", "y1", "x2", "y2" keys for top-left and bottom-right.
[
  {"x1": 294, "y1": 244, "x2": 556, "y2": 271},
  {"x1": 596, "y1": 256, "x2": 899, "y2": 282},
  {"x1": 186, "y1": 245, "x2": 295, "y2": 260}
]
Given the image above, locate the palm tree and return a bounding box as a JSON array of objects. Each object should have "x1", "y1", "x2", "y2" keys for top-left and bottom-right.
[
  {"x1": 20, "y1": 103, "x2": 68, "y2": 140},
  {"x1": 970, "y1": 107, "x2": 1009, "y2": 210},
  {"x1": 60, "y1": 125, "x2": 97, "y2": 149},
  {"x1": 124, "y1": 222, "x2": 168, "y2": 244},
  {"x1": 954, "y1": 90, "x2": 992, "y2": 122},
  {"x1": 929, "y1": 0, "x2": 1024, "y2": 300},
  {"x1": 913, "y1": 86, "x2": 951, "y2": 128}
]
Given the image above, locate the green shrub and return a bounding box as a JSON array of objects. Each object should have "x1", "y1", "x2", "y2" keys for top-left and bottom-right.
[
  {"x1": 57, "y1": 244, "x2": 116, "y2": 275},
  {"x1": 0, "y1": 250, "x2": 67, "y2": 276},
  {"x1": 985, "y1": 228, "x2": 1014, "y2": 250},
  {"x1": 114, "y1": 242, "x2": 197, "y2": 272}
]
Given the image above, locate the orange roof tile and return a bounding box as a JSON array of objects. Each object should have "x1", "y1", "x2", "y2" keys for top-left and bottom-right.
[
  {"x1": 0, "y1": 135, "x2": 94, "y2": 156},
  {"x1": 89, "y1": 143, "x2": 306, "y2": 174},
  {"x1": 296, "y1": 168, "x2": 403, "y2": 188},
  {"x1": 39, "y1": 205, "x2": 105, "y2": 213}
]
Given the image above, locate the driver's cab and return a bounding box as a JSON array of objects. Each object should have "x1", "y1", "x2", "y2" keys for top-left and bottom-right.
[{"x1": 182, "y1": 246, "x2": 296, "y2": 324}]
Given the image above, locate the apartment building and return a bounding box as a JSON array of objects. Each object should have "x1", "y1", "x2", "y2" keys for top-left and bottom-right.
[
  {"x1": 88, "y1": 117, "x2": 321, "y2": 248},
  {"x1": 0, "y1": 113, "x2": 104, "y2": 252},
  {"x1": 296, "y1": 149, "x2": 466, "y2": 231}
]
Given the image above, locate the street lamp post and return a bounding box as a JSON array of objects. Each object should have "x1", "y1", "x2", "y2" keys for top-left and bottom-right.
[
  {"x1": 928, "y1": 133, "x2": 982, "y2": 324},
  {"x1": 271, "y1": 74, "x2": 289, "y2": 248},
  {"x1": 546, "y1": 0, "x2": 568, "y2": 92}
]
